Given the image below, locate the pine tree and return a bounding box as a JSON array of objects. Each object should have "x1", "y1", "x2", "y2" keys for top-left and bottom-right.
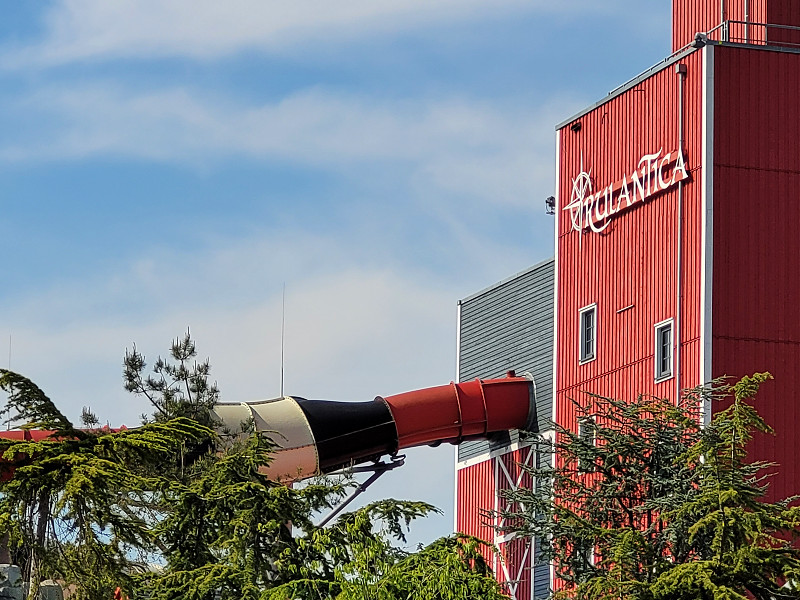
[
  {"x1": 123, "y1": 329, "x2": 220, "y2": 429},
  {"x1": 501, "y1": 374, "x2": 800, "y2": 600}
]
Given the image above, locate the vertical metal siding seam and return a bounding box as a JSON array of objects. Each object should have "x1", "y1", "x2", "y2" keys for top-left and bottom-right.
[
  {"x1": 455, "y1": 301, "x2": 462, "y2": 384},
  {"x1": 453, "y1": 301, "x2": 462, "y2": 533},
  {"x1": 552, "y1": 130, "x2": 561, "y2": 435},
  {"x1": 744, "y1": 0, "x2": 750, "y2": 41},
  {"x1": 452, "y1": 463, "x2": 459, "y2": 533},
  {"x1": 675, "y1": 64, "x2": 686, "y2": 403},
  {"x1": 701, "y1": 43, "x2": 714, "y2": 426},
  {"x1": 493, "y1": 456, "x2": 500, "y2": 577}
]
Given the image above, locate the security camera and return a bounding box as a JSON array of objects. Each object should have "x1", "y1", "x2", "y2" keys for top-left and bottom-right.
[{"x1": 692, "y1": 32, "x2": 708, "y2": 48}]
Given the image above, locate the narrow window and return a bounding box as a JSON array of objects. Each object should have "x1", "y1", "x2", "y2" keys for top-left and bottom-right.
[
  {"x1": 654, "y1": 319, "x2": 674, "y2": 381},
  {"x1": 577, "y1": 418, "x2": 596, "y2": 472},
  {"x1": 578, "y1": 304, "x2": 597, "y2": 363},
  {"x1": 574, "y1": 538, "x2": 595, "y2": 577}
]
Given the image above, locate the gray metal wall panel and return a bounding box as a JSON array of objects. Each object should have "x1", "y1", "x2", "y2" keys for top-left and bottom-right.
[
  {"x1": 457, "y1": 438, "x2": 491, "y2": 461},
  {"x1": 533, "y1": 549, "x2": 550, "y2": 600},
  {"x1": 533, "y1": 445, "x2": 552, "y2": 599},
  {"x1": 457, "y1": 259, "x2": 555, "y2": 462}
]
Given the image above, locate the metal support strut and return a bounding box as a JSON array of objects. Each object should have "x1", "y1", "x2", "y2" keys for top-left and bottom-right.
[{"x1": 317, "y1": 455, "x2": 406, "y2": 527}]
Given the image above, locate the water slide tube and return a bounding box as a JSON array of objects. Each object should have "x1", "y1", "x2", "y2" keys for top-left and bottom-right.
[
  {"x1": 0, "y1": 373, "x2": 536, "y2": 483},
  {"x1": 211, "y1": 373, "x2": 536, "y2": 482}
]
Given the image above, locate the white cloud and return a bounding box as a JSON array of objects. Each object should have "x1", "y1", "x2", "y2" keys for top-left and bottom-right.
[
  {"x1": 1, "y1": 84, "x2": 577, "y2": 209},
  {"x1": 0, "y1": 230, "x2": 458, "y2": 424},
  {"x1": 1, "y1": 0, "x2": 609, "y2": 68},
  {"x1": 1, "y1": 211, "x2": 546, "y2": 433},
  {"x1": 0, "y1": 227, "x2": 472, "y2": 543},
  {"x1": 0, "y1": 0, "x2": 653, "y2": 549}
]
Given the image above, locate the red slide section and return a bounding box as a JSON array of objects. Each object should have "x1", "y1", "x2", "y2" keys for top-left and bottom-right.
[{"x1": 383, "y1": 373, "x2": 535, "y2": 449}]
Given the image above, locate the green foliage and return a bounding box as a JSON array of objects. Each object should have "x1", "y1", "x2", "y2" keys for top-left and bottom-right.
[
  {"x1": 0, "y1": 368, "x2": 212, "y2": 600},
  {"x1": 370, "y1": 535, "x2": 509, "y2": 600},
  {"x1": 124, "y1": 329, "x2": 220, "y2": 428},
  {"x1": 0, "y1": 334, "x2": 505, "y2": 600},
  {"x1": 502, "y1": 374, "x2": 800, "y2": 600},
  {"x1": 142, "y1": 433, "x2": 346, "y2": 599},
  {"x1": 144, "y1": 436, "x2": 503, "y2": 600},
  {"x1": 0, "y1": 370, "x2": 76, "y2": 435},
  {"x1": 263, "y1": 527, "x2": 509, "y2": 600}
]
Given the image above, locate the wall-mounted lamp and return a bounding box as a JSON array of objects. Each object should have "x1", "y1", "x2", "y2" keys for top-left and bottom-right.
[
  {"x1": 569, "y1": 121, "x2": 582, "y2": 133},
  {"x1": 545, "y1": 196, "x2": 556, "y2": 215}
]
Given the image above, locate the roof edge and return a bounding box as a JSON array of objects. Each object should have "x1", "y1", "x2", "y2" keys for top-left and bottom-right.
[
  {"x1": 556, "y1": 46, "x2": 699, "y2": 130},
  {"x1": 460, "y1": 256, "x2": 555, "y2": 304}
]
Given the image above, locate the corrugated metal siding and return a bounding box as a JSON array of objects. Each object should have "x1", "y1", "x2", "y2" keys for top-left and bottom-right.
[
  {"x1": 711, "y1": 44, "x2": 800, "y2": 502},
  {"x1": 768, "y1": 1, "x2": 800, "y2": 46},
  {"x1": 457, "y1": 259, "x2": 555, "y2": 462},
  {"x1": 671, "y1": 0, "x2": 800, "y2": 49},
  {"x1": 455, "y1": 261, "x2": 554, "y2": 597},
  {"x1": 726, "y1": 2, "x2": 769, "y2": 45},
  {"x1": 727, "y1": 0, "x2": 768, "y2": 22},
  {"x1": 671, "y1": 1, "x2": 775, "y2": 50},
  {"x1": 497, "y1": 537, "x2": 532, "y2": 600},
  {"x1": 533, "y1": 538, "x2": 549, "y2": 600},
  {"x1": 769, "y1": 0, "x2": 800, "y2": 24},
  {"x1": 556, "y1": 49, "x2": 705, "y2": 439},
  {"x1": 456, "y1": 460, "x2": 496, "y2": 544},
  {"x1": 456, "y1": 443, "x2": 550, "y2": 599},
  {"x1": 672, "y1": 0, "x2": 723, "y2": 51}
]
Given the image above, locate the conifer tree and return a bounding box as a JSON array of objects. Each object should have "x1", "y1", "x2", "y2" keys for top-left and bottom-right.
[
  {"x1": 502, "y1": 374, "x2": 800, "y2": 600},
  {"x1": 0, "y1": 333, "x2": 510, "y2": 600},
  {"x1": 0, "y1": 370, "x2": 210, "y2": 600}
]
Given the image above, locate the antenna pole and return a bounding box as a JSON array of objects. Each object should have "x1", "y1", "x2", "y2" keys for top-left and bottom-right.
[{"x1": 280, "y1": 284, "x2": 285, "y2": 397}]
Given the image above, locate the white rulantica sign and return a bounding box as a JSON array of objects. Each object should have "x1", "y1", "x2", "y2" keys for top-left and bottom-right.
[{"x1": 563, "y1": 148, "x2": 689, "y2": 233}]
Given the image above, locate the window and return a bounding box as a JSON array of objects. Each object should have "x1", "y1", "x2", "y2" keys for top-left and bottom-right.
[
  {"x1": 654, "y1": 319, "x2": 674, "y2": 381},
  {"x1": 578, "y1": 304, "x2": 597, "y2": 363},
  {"x1": 573, "y1": 538, "x2": 595, "y2": 579},
  {"x1": 577, "y1": 418, "x2": 596, "y2": 472}
]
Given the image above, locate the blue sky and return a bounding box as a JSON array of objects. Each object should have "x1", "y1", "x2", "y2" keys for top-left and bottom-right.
[{"x1": 0, "y1": 0, "x2": 672, "y2": 545}]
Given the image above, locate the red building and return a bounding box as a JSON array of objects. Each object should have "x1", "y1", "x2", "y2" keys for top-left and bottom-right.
[{"x1": 457, "y1": 2, "x2": 800, "y2": 597}]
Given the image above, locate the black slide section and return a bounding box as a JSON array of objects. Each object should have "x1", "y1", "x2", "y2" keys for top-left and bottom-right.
[{"x1": 294, "y1": 397, "x2": 398, "y2": 472}]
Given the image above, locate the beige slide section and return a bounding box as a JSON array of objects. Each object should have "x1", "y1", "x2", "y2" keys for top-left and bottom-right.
[{"x1": 211, "y1": 397, "x2": 319, "y2": 482}]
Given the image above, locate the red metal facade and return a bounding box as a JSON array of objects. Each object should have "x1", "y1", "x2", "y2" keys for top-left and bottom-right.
[
  {"x1": 711, "y1": 44, "x2": 800, "y2": 502},
  {"x1": 554, "y1": 36, "x2": 800, "y2": 524},
  {"x1": 455, "y1": 446, "x2": 538, "y2": 600},
  {"x1": 672, "y1": 1, "x2": 800, "y2": 51},
  {"x1": 671, "y1": 1, "x2": 775, "y2": 51},
  {"x1": 672, "y1": 0, "x2": 724, "y2": 50},
  {"x1": 766, "y1": 1, "x2": 800, "y2": 45},
  {"x1": 768, "y1": 0, "x2": 800, "y2": 26},
  {"x1": 555, "y1": 49, "x2": 705, "y2": 439},
  {"x1": 456, "y1": 459, "x2": 496, "y2": 546},
  {"x1": 549, "y1": 32, "x2": 800, "y2": 591},
  {"x1": 458, "y1": 6, "x2": 800, "y2": 595}
]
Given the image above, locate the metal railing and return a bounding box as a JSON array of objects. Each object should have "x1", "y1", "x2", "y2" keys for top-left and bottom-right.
[
  {"x1": 707, "y1": 20, "x2": 800, "y2": 50},
  {"x1": 606, "y1": 20, "x2": 800, "y2": 98}
]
